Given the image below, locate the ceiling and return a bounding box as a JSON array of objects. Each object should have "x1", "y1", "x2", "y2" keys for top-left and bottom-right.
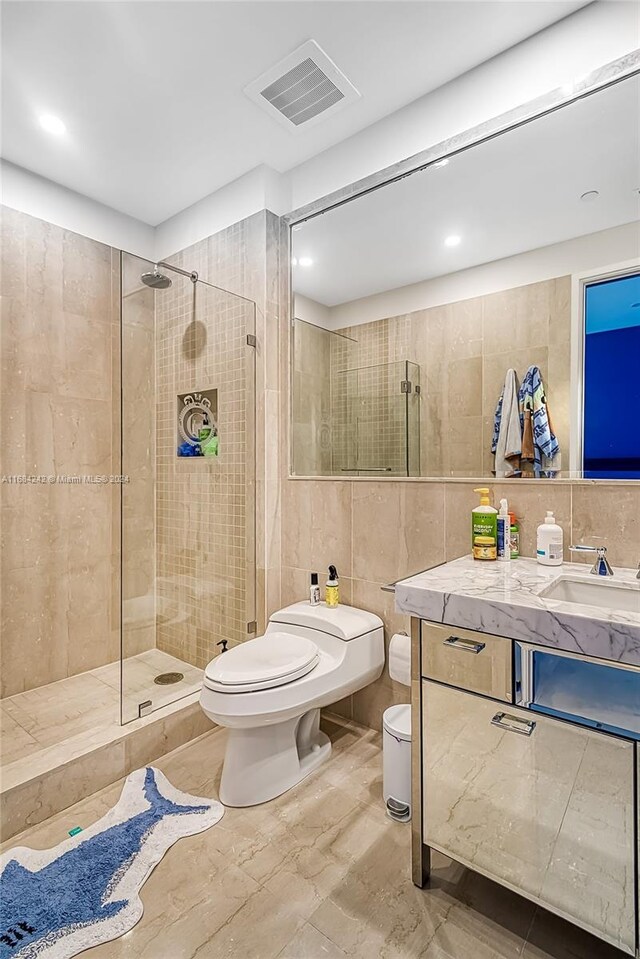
[
  {"x1": 1, "y1": 1, "x2": 587, "y2": 225},
  {"x1": 292, "y1": 74, "x2": 640, "y2": 307}
]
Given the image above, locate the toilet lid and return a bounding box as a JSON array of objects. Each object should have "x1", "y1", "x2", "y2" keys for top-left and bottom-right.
[{"x1": 204, "y1": 632, "x2": 320, "y2": 692}]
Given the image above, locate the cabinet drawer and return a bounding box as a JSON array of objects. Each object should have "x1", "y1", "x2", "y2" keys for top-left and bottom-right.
[
  {"x1": 422, "y1": 681, "x2": 636, "y2": 955},
  {"x1": 421, "y1": 621, "x2": 512, "y2": 702}
]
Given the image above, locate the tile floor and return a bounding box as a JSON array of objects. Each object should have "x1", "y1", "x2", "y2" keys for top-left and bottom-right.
[
  {"x1": 0, "y1": 650, "x2": 203, "y2": 768},
  {"x1": 0, "y1": 715, "x2": 622, "y2": 959}
]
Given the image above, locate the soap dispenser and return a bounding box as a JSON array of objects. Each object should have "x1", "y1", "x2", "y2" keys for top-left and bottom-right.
[
  {"x1": 325, "y1": 566, "x2": 340, "y2": 608},
  {"x1": 536, "y1": 511, "x2": 563, "y2": 566}
]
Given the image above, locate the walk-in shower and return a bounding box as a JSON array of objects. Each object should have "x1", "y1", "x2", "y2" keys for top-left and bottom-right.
[{"x1": 0, "y1": 212, "x2": 256, "y2": 838}]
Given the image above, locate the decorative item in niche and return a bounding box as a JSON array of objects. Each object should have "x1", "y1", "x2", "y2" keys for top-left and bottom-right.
[{"x1": 177, "y1": 390, "x2": 219, "y2": 457}]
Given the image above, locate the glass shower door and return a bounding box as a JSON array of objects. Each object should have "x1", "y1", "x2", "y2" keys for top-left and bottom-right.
[
  {"x1": 120, "y1": 252, "x2": 256, "y2": 723},
  {"x1": 333, "y1": 360, "x2": 421, "y2": 476}
]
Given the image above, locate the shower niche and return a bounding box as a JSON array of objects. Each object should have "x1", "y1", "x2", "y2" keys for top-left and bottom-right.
[{"x1": 177, "y1": 388, "x2": 219, "y2": 457}]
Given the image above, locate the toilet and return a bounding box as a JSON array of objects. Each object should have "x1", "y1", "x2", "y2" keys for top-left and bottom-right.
[{"x1": 200, "y1": 602, "x2": 384, "y2": 806}]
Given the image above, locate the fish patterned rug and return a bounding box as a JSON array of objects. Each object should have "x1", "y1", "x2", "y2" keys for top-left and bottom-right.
[{"x1": 0, "y1": 766, "x2": 224, "y2": 958}]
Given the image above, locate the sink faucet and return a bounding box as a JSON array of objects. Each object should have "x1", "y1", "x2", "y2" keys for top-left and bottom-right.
[{"x1": 569, "y1": 544, "x2": 614, "y2": 577}]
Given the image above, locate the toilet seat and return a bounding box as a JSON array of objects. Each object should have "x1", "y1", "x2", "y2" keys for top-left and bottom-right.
[{"x1": 204, "y1": 632, "x2": 320, "y2": 693}]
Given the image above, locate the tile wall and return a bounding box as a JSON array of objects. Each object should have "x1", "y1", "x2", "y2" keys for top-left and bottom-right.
[
  {"x1": 153, "y1": 275, "x2": 254, "y2": 668},
  {"x1": 0, "y1": 207, "x2": 121, "y2": 697},
  {"x1": 280, "y1": 478, "x2": 640, "y2": 730},
  {"x1": 161, "y1": 209, "x2": 284, "y2": 650},
  {"x1": 333, "y1": 276, "x2": 570, "y2": 477}
]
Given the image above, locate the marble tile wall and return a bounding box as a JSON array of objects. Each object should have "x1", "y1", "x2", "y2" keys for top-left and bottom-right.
[
  {"x1": 333, "y1": 277, "x2": 571, "y2": 478},
  {"x1": 0, "y1": 207, "x2": 121, "y2": 697},
  {"x1": 280, "y1": 476, "x2": 640, "y2": 730}
]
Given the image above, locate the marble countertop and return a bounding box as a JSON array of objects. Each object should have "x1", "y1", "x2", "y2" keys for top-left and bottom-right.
[{"x1": 395, "y1": 556, "x2": 640, "y2": 666}]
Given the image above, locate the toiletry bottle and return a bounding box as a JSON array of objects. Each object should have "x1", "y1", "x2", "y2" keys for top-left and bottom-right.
[
  {"x1": 509, "y1": 512, "x2": 520, "y2": 559},
  {"x1": 497, "y1": 498, "x2": 510, "y2": 562},
  {"x1": 536, "y1": 511, "x2": 563, "y2": 566},
  {"x1": 309, "y1": 572, "x2": 320, "y2": 607},
  {"x1": 326, "y1": 565, "x2": 340, "y2": 607},
  {"x1": 472, "y1": 488, "x2": 497, "y2": 561}
]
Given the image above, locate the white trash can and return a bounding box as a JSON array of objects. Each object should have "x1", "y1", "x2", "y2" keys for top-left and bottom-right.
[{"x1": 382, "y1": 703, "x2": 411, "y2": 822}]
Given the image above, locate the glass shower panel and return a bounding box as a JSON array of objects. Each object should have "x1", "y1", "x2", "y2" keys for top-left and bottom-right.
[{"x1": 120, "y1": 252, "x2": 255, "y2": 723}]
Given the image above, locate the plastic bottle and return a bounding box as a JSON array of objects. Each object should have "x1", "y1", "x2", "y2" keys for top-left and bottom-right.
[
  {"x1": 509, "y1": 512, "x2": 520, "y2": 559},
  {"x1": 309, "y1": 573, "x2": 320, "y2": 607},
  {"x1": 472, "y1": 488, "x2": 498, "y2": 561},
  {"x1": 497, "y1": 498, "x2": 510, "y2": 562},
  {"x1": 536, "y1": 511, "x2": 563, "y2": 566},
  {"x1": 326, "y1": 565, "x2": 340, "y2": 607}
]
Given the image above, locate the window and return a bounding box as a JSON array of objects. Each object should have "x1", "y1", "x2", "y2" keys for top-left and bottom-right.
[{"x1": 583, "y1": 271, "x2": 640, "y2": 479}]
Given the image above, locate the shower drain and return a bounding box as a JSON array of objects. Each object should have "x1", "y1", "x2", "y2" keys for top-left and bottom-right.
[{"x1": 154, "y1": 671, "x2": 184, "y2": 686}]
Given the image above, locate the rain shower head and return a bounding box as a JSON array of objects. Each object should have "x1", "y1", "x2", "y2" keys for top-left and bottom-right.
[{"x1": 141, "y1": 267, "x2": 172, "y2": 290}]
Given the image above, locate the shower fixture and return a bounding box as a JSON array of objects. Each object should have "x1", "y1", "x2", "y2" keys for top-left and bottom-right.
[{"x1": 141, "y1": 261, "x2": 199, "y2": 289}]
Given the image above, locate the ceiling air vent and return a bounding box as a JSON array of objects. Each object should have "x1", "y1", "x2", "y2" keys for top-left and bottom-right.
[{"x1": 244, "y1": 40, "x2": 360, "y2": 132}]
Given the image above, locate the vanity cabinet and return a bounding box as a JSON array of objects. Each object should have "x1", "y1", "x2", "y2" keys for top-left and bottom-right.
[{"x1": 414, "y1": 619, "x2": 639, "y2": 957}]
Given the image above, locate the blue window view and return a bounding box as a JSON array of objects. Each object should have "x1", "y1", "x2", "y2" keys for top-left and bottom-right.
[{"x1": 583, "y1": 272, "x2": 640, "y2": 479}]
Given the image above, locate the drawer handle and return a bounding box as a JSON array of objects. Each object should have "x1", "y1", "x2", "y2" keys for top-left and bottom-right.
[
  {"x1": 443, "y1": 636, "x2": 486, "y2": 654},
  {"x1": 491, "y1": 712, "x2": 536, "y2": 736}
]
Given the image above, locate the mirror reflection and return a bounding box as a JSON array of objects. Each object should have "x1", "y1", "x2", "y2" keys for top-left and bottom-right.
[{"x1": 291, "y1": 74, "x2": 640, "y2": 479}]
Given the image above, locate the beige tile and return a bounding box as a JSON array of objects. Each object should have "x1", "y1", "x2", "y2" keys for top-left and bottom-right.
[
  {"x1": 491, "y1": 482, "x2": 572, "y2": 561},
  {"x1": 0, "y1": 705, "x2": 39, "y2": 765},
  {"x1": 278, "y1": 923, "x2": 347, "y2": 958},
  {"x1": 1, "y1": 739, "x2": 125, "y2": 841},
  {"x1": 448, "y1": 356, "x2": 482, "y2": 418},
  {"x1": 483, "y1": 281, "x2": 551, "y2": 356},
  {"x1": 571, "y1": 484, "x2": 640, "y2": 569},
  {"x1": 352, "y1": 482, "x2": 444, "y2": 585},
  {"x1": 281, "y1": 480, "x2": 352, "y2": 578}
]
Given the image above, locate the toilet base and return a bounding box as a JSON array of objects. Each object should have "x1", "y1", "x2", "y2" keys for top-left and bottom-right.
[{"x1": 219, "y1": 707, "x2": 331, "y2": 807}]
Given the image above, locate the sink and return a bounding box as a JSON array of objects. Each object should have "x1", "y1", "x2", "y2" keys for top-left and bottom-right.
[{"x1": 541, "y1": 576, "x2": 640, "y2": 613}]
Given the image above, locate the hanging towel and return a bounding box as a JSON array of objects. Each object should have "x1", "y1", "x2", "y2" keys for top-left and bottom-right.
[
  {"x1": 518, "y1": 365, "x2": 560, "y2": 477},
  {"x1": 492, "y1": 369, "x2": 522, "y2": 477}
]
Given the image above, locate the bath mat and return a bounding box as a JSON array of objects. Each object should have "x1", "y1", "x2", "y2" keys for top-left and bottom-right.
[{"x1": 0, "y1": 766, "x2": 224, "y2": 958}]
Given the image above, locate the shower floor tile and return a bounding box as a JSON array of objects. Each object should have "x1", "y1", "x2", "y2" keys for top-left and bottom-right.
[{"x1": 0, "y1": 651, "x2": 203, "y2": 769}]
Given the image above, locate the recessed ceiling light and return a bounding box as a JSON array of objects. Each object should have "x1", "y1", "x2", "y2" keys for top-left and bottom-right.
[
  {"x1": 433, "y1": 158, "x2": 449, "y2": 168},
  {"x1": 580, "y1": 190, "x2": 599, "y2": 202},
  {"x1": 444, "y1": 235, "x2": 461, "y2": 248},
  {"x1": 39, "y1": 114, "x2": 66, "y2": 136},
  {"x1": 298, "y1": 256, "x2": 313, "y2": 267}
]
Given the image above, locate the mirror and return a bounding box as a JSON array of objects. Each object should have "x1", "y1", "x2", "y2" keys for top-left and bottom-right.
[{"x1": 291, "y1": 73, "x2": 640, "y2": 479}]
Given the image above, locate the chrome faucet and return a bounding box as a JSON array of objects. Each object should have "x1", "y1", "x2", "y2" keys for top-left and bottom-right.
[{"x1": 569, "y1": 544, "x2": 614, "y2": 576}]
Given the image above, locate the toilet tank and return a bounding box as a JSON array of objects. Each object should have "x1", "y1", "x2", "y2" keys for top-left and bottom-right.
[{"x1": 268, "y1": 602, "x2": 383, "y2": 641}]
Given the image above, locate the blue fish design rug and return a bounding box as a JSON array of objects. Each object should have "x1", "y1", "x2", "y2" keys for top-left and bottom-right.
[{"x1": 0, "y1": 766, "x2": 224, "y2": 958}]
